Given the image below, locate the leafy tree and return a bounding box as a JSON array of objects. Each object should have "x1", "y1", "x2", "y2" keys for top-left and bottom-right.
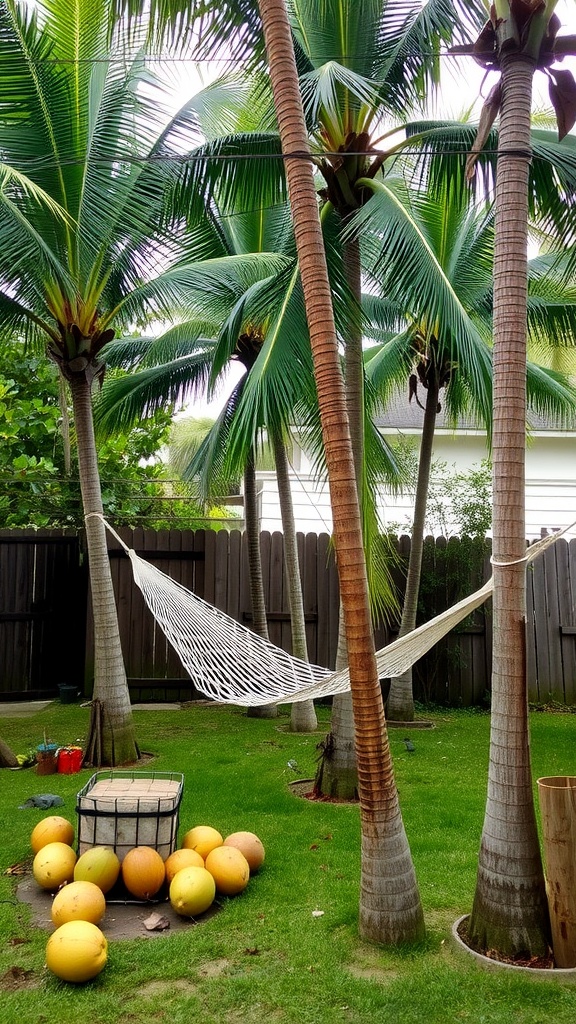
[
  {"x1": 0, "y1": 345, "x2": 219, "y2": 528},
  {"x1": 111, "y1": 0, "x2": 429, "y2": 943}
]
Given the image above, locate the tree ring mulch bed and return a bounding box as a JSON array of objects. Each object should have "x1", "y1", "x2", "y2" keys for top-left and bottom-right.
[
  {"x1": 386, "y1": 720, "x2": 436, "y2": 729},
  {"x1": 451, "y1": 915, "x2": 576, "y2": 981},
  {"x1": 16, "y1": 873, "x2": 219, "y2": 941},
  {"x1": 288, "y1": 779, "x2": 358, "y2": 804}
]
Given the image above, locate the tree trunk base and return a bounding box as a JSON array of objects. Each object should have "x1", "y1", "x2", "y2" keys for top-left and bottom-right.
[
  {"x1": 313, "y1": 732, "x2": 358, "y2": 801},
  {"x1": 84, "y1": 699, "x2": 140, "y2": 767},
  {"x1": 0, "y1": 736, "x2": 19, "y2": 768},
  {"x1": 289, "y1": 700, "x2": 318, "y2": 732},
  {"x1": 468, "y1": 891, "x2": 551, "y2": 961},
  {"x1": 246, "y1": 705, "x2": 278, "y2": 719},
  {"x1": 452, "y1": 916, "x2": 564, "y2": 974}
]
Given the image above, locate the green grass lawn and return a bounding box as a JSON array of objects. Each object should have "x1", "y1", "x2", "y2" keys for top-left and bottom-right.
[{"x1": 1, "y1": 702, "x2": 576, "y2": 1024}]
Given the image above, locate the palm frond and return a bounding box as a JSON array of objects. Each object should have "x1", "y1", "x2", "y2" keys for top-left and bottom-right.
[
  {"x1": 95, "y1": 350, "x2": 214, "y2": 435},
  {"x1": 372, "y1": 0, "x2": 487, "y2": 113},
  {"x1": 348, "y1": 177, "x2": 494, "y2": 426},
  {"x1": 109, "y1": 252, "x2": 292, "y2": 331},
  {"x1": 300, "y1": 62, "x2": 383, "y2": 138},
  {"x1": 526, "y1": 363, "x2": 576, "y2": 431},
  {"x1": 169, "y1": 133, "x2": 287, "y2": 224}
]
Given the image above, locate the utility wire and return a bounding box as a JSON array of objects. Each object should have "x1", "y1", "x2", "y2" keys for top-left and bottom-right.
[
  {"x1": 11, "y1": 52, "x2": 491, "y2": 65},
  {"x1": 2, "y1": 148, "x2": 542, "y2": 169}
]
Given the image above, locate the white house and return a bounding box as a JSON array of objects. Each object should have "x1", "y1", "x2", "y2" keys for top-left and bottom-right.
[{"x1": 256, "y1": 398, "x2": 576, "y2": 539}]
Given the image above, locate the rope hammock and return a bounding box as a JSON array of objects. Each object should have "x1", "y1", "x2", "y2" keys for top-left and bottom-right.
[{"x1": 97, "y1": 519, "x2": 572, "y2": 707}]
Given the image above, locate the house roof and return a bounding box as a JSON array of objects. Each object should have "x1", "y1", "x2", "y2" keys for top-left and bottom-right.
[{"x1": 374, "y1": 392, "x2": 576, "y2": 434}]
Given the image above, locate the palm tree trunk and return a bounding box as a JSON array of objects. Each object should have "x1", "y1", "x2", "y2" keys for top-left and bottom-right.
[
  {"x1": 258, "y1": 0, "x2": 424, "y2": 944},
  {"x1": 0, "y1": 732, "x2": 18, "y2": 768},
  {"x1": 244, "y1": 449, "x2": 278, "y2": 719},
  {"x1": 68, "y1": 373, "x2": 139, "y2": 766},
  {"x1": 387, "y1": 371, "x2": 440, "y2": 722},
  {"x1": 315, "y1": 231, "x2": 364, "y2": 794},
  {"x1": 467, "y1": 52, "x2": 550, "y2": 958},
  {"x1": 272, "y1": 431, "x2": 318, "y2": 732},
  {"x1": 314, "y1": 691, "x2": 358, "y2": 798},
  {"x1": 343, "y1": 231, "x2": 365, "y2": 481}
]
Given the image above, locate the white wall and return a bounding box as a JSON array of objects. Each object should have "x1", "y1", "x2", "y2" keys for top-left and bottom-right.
[{"x1": 257, "y1": 428, "x2": 576, "y2": 539}]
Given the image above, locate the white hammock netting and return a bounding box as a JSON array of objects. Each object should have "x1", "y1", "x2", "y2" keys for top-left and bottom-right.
[{"x1": 106, "y1": 523, "x2": 569, "y2": 708}]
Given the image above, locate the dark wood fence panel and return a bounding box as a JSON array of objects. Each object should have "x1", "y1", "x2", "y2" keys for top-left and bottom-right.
[
  {"x1": 0, "y1": 530, "x2": 85, "y2": 699},
  {"x1": 559, "y1": 541, "x2": 576, "y2": 705},
  {"x1": 526, "y1": 538, "x2": 576, "y2": 704},
  {"x1": 3, "y1": 530, "x2": 576, "y2": 706}
]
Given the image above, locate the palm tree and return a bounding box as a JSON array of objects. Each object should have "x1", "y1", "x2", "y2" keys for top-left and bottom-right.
[
  {"x1": 249, "y1": 0, "x2": 430, "y2": 945},
  {"x1": 354, "y1": 172, "x2": 576, "y2": 723},
  {"x1": 120, "y1": 0, "x2": 429, "y2": 942},
  {"x1": 0, "y1": 0, "x2": 243, "y2": 764},
  {"x1": 450, "y1": 0, "x2": 576, "y2": 959}
]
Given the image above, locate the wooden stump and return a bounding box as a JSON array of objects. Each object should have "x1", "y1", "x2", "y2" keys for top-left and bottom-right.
[{"x1": 537, "y1": 776, "x2": 576, "y2": 968}]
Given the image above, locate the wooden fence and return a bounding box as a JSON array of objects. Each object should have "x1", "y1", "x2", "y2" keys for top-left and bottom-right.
[
  {"x1": 2, "y1": 528, "x2": 576, "y2": 705},
  {"x1": 0, "y1": 529, "x2": 87, "y2": 700}
]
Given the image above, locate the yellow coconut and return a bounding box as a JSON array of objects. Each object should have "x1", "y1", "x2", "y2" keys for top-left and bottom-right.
[
  {"x1": 121, "y1": 846, "x2": 166, "y2": 900},
  {"x1": 51, "y1": 880, "x2": 106, "y2": 927},
  {"x1": 74, "y1": 847, "x2": 121, "y2": 894},
  {"x1": 223, "y1": 831, "x2": 265, "y2": 873},
  {"x1": 164, "y1": 847, "x2": 204, "y2": 885},
  {"x1": 33, "y1": 842, "x2": 77, "y2": 891},
  {"x1": 31, "y1": 816, "x2": 74, "y2": 854},
  {"x1": 205, "y1": 845, "x2": 250, "y2": 896},
  {"x1": 169, "y1": 866, "x2": 216, "y2": 917},
  {"x1": 182, "y1": 825, "x2": 223, "y2": 860},
  {"x1": 46, "y1": 920, "x2": 108, "y2": 983}
]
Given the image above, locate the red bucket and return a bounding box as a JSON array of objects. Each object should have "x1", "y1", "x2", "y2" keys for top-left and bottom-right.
[{"x1": 57, "y1": 746, "x2": 83, "y2": 774}]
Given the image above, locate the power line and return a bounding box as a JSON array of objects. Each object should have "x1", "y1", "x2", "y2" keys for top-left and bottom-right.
[
  {"x1": 13, "y1": 51, "x2": 488, "y2": 65},
  {"x1": 3, "y1": 147, "x2": 543, "y2": 169}
]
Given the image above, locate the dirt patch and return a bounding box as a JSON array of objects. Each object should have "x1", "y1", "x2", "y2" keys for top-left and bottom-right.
[
  {"x1": 139, "y1": 978, "x2": 199, "y2": 998},
  {"x1": 198, "y1": 957, "x2": 231, "y2": 978},
  {"x1": 0, "y1": 965, "x2": 41, "y2": 992},
  {"x1": 346, "y1": 963, "x2": 401, "y2": 983},
  {"x1": 16, "y1": 873, "x2": 219, "y2": 942},
  {"x1": 288, "y1": 780, "x2": 358, "y2": 805}
]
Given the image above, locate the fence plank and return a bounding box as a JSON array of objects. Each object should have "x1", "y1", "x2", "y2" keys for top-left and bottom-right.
[
  {"x1": 300, "y1": 532, "x2": 314, "y2": 663},
  {"x1": 268, "y1": 531, "x2": 285, "y2": 653},
  {"x1": 560, "y1": 540, "x2": 576, "y2": 705},
  {"x1": 316, "y1": 532, "x2": 332, "y2": 669},
  {"x1": 165, "y1": 530, "x2": 183, "y2": 679},
  {"x1": 227, "y1": 530, "x2": 242, "y2": 625},
  {"x1": 532, "y1": 553, "x2": 550, "y2": 701},
  {"x1": 215, "y1": 530, "x2": 230, "y2": 615},
  {"x1": 546, "y1": 544, "x2": 564, "y2": 702}
]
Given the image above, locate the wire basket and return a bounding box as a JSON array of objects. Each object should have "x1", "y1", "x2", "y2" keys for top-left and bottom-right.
[{"x1": 76, "y1": 770, "x2": 184, "y2": 863}]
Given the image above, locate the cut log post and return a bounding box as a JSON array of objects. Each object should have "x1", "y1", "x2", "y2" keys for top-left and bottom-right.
[{"x1": 537, "y1": 776, "x2": 576, "y2": 968}]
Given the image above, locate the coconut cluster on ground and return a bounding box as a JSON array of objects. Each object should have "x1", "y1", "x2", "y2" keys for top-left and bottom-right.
[{"x1": 28, "y1": 814, "x2": 265, "y2": 983}]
